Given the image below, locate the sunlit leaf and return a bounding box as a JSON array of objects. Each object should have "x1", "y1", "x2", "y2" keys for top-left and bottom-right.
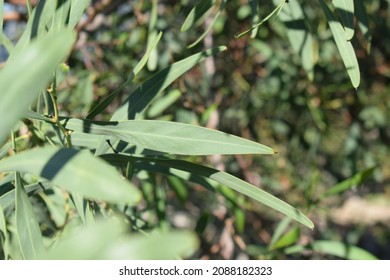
[
  {"x1": 62, "y1": 118, "x2": 274, "y2": 155},
  {"x1": 181, "y1": 0, "x2": 215, "y2": 32},
  {"x1": 0, "y1": 147, "x2": 141, "y2": 205},
  {"x1": 333, "y1": 0, "x2": 355, "y2": 40},
  {"x1": 320, "y1": 0, "x2": 360, "y2": 88},
  {"x1": 15, "y1": 172, "x2": 45, "y2": 259},
  {"x1": 102, "y1": 154, "x2": 314, "y2": 229},
  {"x1": 0, "y1": 30, "x2": 76, "y2": 145},
  {"x1": 68, "y1": 0, "x2": 91, "y2": 30}
]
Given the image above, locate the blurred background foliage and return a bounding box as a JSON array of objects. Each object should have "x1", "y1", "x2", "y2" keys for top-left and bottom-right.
[{"x1": 1, "y1": 0, "x2": 389, "y2": 259}]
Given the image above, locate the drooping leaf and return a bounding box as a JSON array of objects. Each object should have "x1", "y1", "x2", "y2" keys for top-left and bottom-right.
[
  {"x1": 110, "y1": 46, "x2": 227, "y2": 121},
  {"x1": 0, "y1": 147, "x2": 142, "y2": 205},
  {"x1": 101, "y1": 154, "x2": 314, "y2": 229},
  {"x1": 15, "y1": 172, "x2": 45, "y2": 259},
  {"x1": 311, "y1": 240, "x2": 377, "y2": 260},
  {"x1": 333, "y1": 0, "x2": 355, "y2": 40},
  {"x1": 320, "y1": 0, "x2": 360, "y2": 88},
  {"x1": 62, "y1": 118, "x2": 274, "y2": 155},
  {"x1": 0, "y1": 30, "x2": 76, "y2": 146}
]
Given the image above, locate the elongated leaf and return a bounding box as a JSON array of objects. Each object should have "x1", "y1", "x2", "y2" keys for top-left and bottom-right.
[
  {"x1": 333, "y1": 0, "x2": 355, "y2": 40},
  {"x1": 68, "y1": 0, "x2": 91, "y2": 30},
  {"x1": 269, "y1": 216, "x2": 292, "y2": 249},
  {"x1": 0, "y1": 30, "x2": 76, "y2": 146},
  {"x1": 320, "y1": 0, "x2": 360, "y2": 88},
  {"x1": 51, "y1": 0, "x2": 71, "y2": 32},
  {"x1": 102, "y1": 154, "x2": 314, "y2": 229},
  {"x1": 44, "y1": 218, "x2": 198, "y2": 259},
  {"x1": 181, "y1": 0, "x2": 215, "y2": 32},
  {"x1": 15, "y1": 172, "x2": 45, "y2": 259},
  {"x1": 270, "y1": 226, "x2": 300, "y2": 250},
  {"x1": 86, "y1": 32, "x2": 163, "y2": 119},
  {"x1": 147, "y1": 89, "x2": 181, "y2": 118},
  {"x1": 0, "y1": 147, "x2": 142, "y2": 204},
  {"x1": 111, "y1": 46, "x2": 227, "y2": 121},
  {"x1": 147, "y1": 0, "x2": 159, "y2": 71},
  {"x1": 322, "y1": 167, "x2": 375, "y2": 198},
  {"x1": 62, "y1": 118, "x2": 274, "y2": 155},
  {"x1": 311, "y1": 240, "x2": 377, "y2": 260}
]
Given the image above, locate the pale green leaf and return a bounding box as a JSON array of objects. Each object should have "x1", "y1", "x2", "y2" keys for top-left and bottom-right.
[
  {"x1": 102, "y1": 155, "x2": 314, "y2": 229},
  {"x1": 311, "y1": 240, "x2": 377, "y2": 260},
  {"x1": 44, "y1": 218, "x2": 198, "y2": 259},
  {"x1": 0, "y1": 147, "x2": 142, "y2": 205},
  {"x1": 147, "y1": 89, "x2": 181, "y2": 118},
  {"x1": 15, "y1": 172, "x2": 45, "y2": 259},
  {"x1": 0, "y1": 204, "x2": 9, "y2": 259},
  {"x1": 68, "y1": 0, "x2": 91, "y2": 30},
  {"x1": 51, "y1": 0, "x2": 71, "y2": 32},
  {"x1": 0, "y1": 30, "x2": 76, "y2": 146},
  {"x1": 320, "y1": 0, "x2": 360, "y2": 88},
  {"x1": 111, "y1": 46, "x2": 227, "y2": 121},
  {"x1": 62, "y1": 118, "x2": 274, "y2": 155},
  {"x1": 333, "y1": 0, "x2": 355, "y2": 40}
]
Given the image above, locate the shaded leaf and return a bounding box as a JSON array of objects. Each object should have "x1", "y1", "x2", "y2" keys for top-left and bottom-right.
[
  {"x1": 0, "y1": 147, "x2": 142, "y2": 205},
  {"x1": 62, "y1": 118, "x2": 274, "y2": 155},
  {"x1": 355, "y1": 0, "x2": 372, "y2": 53}
]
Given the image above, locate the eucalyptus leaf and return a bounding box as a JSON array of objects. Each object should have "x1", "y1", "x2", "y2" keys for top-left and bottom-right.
[
  {"x1": 0, "y1": 147, "x2": 142, "y2": 205},
  {"x1": 15, "y1": 172, "x2": 45, "y2": 259},
  {"x1": 62, "y1": 118, "x2": 274, "y2": 155},
  {"x1": 181, "y1": 0, "x2": 215, "y2": 32},
  {"x1": 333, "y1": 0, "x2": 355, "y2": 40}
]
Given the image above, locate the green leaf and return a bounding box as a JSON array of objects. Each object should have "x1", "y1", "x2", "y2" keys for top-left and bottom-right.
[
  {"x1": 50, "y1": 0, "x2": 71, "y2": 32},
  {"x1": 147, "y1": 0, "x2": 159, "y2": 71},
  {"x1": 333, "y1": 0, "x2": 355, "y2": 40},
  {"x1": 147, "y1": 89, "x2": 181, "y2": 118},
  {"x1": 15, "y1": 172, "x2": 45, "y2": 259},
  {"x1": 322, "y1": 167, "x2": 375, "y2": 198},
  {"x1": 0, "y1": 147, "x2": 142, "y2": 205},
  {"x1": 311, "y1": 240, "x2": 377, "y2": 260},
  {"x1": 110, "y1": 46, "x2": 227, "y2": 121},
  {"x1": 269, "y1": 216, "x2": 292, "y2": 249},
  {"x1": 62, "y1": 118, "x2": 274, "y2": 155},
  {"x1": 181, "y1": 0, "x2": 215, "y2": 32},
  {"x1": 68, "y1": 0, "x2": 91, "y2": 30},
  {"x1": 44, "y1": 218, "x2": 198, "y2": 259},
  {"x1": 86, "y1": 32, "x2": 163, "y2": 119},
  {"x1": 102, "y1": 155, "x2": 314, "y2": 229},
  {"x1": 320, "y1": 0, "x2": 360, "y2": 88},
  {"x1": 0, "y1": 30, "x2": 76, "y2": 146},
  {"x1": 0, "y1": 0, "x2": 3, "y2": 44}
]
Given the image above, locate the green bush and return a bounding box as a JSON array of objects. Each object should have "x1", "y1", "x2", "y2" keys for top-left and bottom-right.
[{"x1": 0, "y1": 0, "x2": 388, "y2": 259}]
